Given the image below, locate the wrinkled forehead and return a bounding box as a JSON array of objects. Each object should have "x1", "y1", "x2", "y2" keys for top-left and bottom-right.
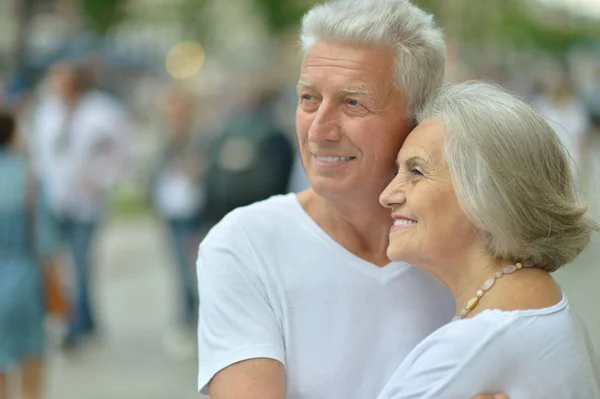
[{"x1": 300, "y1": 41, "x2": 397, "y2": 88}]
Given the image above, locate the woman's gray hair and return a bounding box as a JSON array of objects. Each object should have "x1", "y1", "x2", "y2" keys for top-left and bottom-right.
[
  {"x1": 300, "y1": 0, "x2": 446, "y2": 120},
  {"x1": 417, "y1": 81, "x2": 598, "y2": 272}
]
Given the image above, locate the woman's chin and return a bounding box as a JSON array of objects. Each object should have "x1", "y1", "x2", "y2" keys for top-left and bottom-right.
[{"x1": 386, "y1": 247, "x2": 408, "y2": 263}]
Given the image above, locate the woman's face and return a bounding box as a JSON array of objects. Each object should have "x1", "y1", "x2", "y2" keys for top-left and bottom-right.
[{"x1": 379, "y1": 119, "x2": 481, "y2": 268}]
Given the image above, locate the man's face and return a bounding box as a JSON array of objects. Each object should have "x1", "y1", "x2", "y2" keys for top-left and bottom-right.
[
  {"x1": 296, "y1": 40, "x2": 409, "y2": 200},
  {"x1": 51, "y1": 66, "x2": 79, "y2": 100}
]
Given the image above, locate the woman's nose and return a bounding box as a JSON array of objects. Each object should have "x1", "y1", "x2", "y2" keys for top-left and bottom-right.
[{"x1": 379, "y1": 178, "x2": 406, "y2": 209}]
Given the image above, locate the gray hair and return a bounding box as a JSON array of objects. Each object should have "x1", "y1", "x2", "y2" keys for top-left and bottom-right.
[
  {"x1": 417, "y1": 81, "x2": 598, "y2": 272},
  {"x1": 300, "y1": 0, "x2": 446, "y2": 119}
]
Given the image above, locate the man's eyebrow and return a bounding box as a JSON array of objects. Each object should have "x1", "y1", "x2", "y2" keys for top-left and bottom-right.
[
  {"x1": 297, "y1": 79, "x2": 316, "y2": 89},
  {"x1": 297, "y1": 80, "x2": 375, "y2": 98},
  {"x1": 338, "y1": 87, "x2": 374, "y2": 97}
]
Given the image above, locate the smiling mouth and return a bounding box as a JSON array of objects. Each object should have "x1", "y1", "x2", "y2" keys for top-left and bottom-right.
[
  {"x1": 393, "y1": 219, "x2": 417, "y2": 226},
  {"x1": 314, "y1": 156, "x2": 355, "y2": 163}
]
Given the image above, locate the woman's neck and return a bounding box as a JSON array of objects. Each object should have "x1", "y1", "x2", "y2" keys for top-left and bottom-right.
[
  {"x1": 430, "y1": 248, "x2": 561, "y2": 319},
  {"x1": 453, "y1": 260, "x2": 514, "y2": 317},
  {"x1": 438, "y1": 252, "x2": 512, "y2": 314}
]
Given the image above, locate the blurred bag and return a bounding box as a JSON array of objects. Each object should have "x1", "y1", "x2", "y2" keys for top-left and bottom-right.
[
  {"x1": 43, "y1": 260, "x2": 69, "y2": 320},
  {"x1": 26, "y1": 171, "x2": 69, "y2": 320}
]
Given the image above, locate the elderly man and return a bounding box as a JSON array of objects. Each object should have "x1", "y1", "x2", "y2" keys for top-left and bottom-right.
[{"x1": 197, "y1": 1, "x2": 507, "y2": 398}]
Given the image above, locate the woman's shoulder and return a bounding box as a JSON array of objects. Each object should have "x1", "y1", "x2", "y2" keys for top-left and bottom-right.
[
  {"x1": 377, "y1": 299, "x2": 593, "y2": 399},
  {"x1": 378, "y1": 301, "x2": 600, "y2": 399},
  {"x1": 399, "y1": 296, "x2": 582, "y2": 373},
  {"x1": 440, "y1": 294, "x2": 571, "y2": 345}
]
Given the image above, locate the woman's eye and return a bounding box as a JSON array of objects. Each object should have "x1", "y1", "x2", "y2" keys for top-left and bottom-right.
[{"x1": 410, "y1": 168, "x2": 424, "y2": 177}]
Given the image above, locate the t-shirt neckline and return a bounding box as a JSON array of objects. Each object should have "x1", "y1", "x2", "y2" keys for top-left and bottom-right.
[{"x1": 288, "y1": 193, "x2": 411, "y2": 281}]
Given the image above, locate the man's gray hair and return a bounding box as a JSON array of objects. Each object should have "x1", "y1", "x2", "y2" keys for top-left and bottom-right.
[
  {"x1": 417, "y1": 81, "x2": 598, "y2": 272},
  {"x1": 300, "y1": 0, "x2": 446, "y2": 119}
]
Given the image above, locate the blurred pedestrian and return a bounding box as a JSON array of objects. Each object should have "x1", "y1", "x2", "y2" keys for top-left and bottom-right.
[
  {"x1": 286, "y1": 153, "x2": 310, "y2": 193},
  {"x1": 582, "y1": 65, "x2": 600, "y2": 136},
  {"x1": 152, "y1": 86, "x2": 209, "y2": 358},
  {"x1": 31, "y1": 61, "x2": 131, "y2": 349},
  {"x1": 534, "y1": 74, "x2": 591, "y2": 184},
  {"x1": 0, "y1": 111, "x2": 59, "y2": 399},
  {"x1": 202, "y1": 86, "x2": 295, "y2": 227}
]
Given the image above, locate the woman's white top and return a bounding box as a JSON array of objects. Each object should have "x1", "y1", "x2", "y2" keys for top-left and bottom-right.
[{"x1": 377, "y1": 294, "x2": 600, "y2": 399}]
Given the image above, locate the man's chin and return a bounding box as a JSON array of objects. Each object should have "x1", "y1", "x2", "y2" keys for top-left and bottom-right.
[{"x1": 309, "y1": 178, "x2": 368, "y2": 202}]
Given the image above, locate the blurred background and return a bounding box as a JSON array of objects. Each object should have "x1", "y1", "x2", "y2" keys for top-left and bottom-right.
[{"x1": 0, "y1": 0, "x2": 599, "y2": 398}]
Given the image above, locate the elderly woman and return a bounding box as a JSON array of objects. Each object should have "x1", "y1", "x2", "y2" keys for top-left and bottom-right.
[{"x1": 377, "y1": 81, "x2": 600, "y2": 398}]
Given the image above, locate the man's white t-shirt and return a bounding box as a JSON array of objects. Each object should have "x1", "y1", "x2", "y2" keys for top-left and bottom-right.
[
  {"x1": 197, "y1": 194, "x2": 454, "y2": 398},
  {"x1": 377, "y1": 295, "x2": 600, "y2": 399}
]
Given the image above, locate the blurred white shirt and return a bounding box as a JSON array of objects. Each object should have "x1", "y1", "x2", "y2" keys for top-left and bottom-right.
[
  {"x1": 32, "y1": 91, "x2": 130, "y2": 221},
  {"x1": 534, "y1": 95, "x2": 590, "y2": 177}
]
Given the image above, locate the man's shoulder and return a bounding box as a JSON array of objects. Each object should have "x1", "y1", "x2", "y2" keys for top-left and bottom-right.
[{"x1": 203, "y1": 194, "x2": 303, "y2": 244}]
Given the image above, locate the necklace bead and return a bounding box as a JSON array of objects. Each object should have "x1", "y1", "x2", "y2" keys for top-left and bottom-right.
[
  {"x1": 482, "y1": 278, "x2": 495, "y2": 291},
  {"x1": 503, "y1": 264, "x2": 518, "y2": 274},
  {"x1": 466, "y1": 297, "x2": 479, "y2": 310},
  {"x1": 453, "y1": 262, "x2": 535, "y2": 321}
]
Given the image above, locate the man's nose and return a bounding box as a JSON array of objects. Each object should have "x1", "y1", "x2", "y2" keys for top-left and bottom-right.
[{"x1": 308, "y1": 102, "x2": 342, "y2": 143}]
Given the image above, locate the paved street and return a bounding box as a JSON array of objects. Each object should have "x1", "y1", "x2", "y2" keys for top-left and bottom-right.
[
  {"x1": 45, "y1": 216, "x2": 206, "y2": 399},
  {"x1": 44, "y1": 137, "x2": 600, "y2": 398}
]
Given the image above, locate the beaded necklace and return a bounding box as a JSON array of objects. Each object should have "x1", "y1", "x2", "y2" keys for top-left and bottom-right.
[{"x1": 452, "y1": 260, "x2": 535, "y2": 321}]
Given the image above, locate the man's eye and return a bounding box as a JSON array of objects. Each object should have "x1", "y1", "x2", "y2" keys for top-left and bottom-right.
[
  {"x1": 301, "y1": 94, "x2": 315, "y2": 101},
  {"x1": 347, "y1": 99, "x2": 362, "y2": 107}
]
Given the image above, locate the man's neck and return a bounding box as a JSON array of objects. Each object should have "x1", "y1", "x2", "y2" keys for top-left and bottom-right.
[{"x1": 297, "y1": 189, "x2": 392, "y2": 266}]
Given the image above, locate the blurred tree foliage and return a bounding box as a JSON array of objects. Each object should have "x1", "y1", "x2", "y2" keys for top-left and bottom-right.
[
  {"x1": 75, "y1": 0, "x2": 600, "y2": 51},
  {"x1": 79, "y1": 0, "x2": 127, "y2": 35},
  {"x1": 242, "y1": 0, "x2": 599, "y2": 55},
  {"x1": 250, "y1": 0, "x2": 313, "y2": 35},
  {"x1": 126, "y1": 0, "x2": 214, "y2": 43},
  {"x1": 415, "y1": 0, "x2": 600, "y2": 55},
  {"x1": 176, "y1": 0, "x2": 213, "y2": 40}
]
